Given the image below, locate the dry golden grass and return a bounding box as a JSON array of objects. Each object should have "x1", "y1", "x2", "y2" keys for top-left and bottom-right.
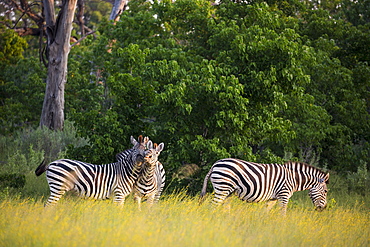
[{"x1": 0, "y1": 192, "x2": 369, "y2": 247}]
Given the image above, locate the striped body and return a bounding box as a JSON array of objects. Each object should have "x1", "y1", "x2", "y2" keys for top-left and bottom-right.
[
  {"x1": 35, "y1": 136, "x2": 149, "y2": 206},
  {"x1": 200, "y1": 159, "x2": 329, "y2": 213},
  {"x1": 133, "y1": 142, "x2": 165, "y2": 209}
]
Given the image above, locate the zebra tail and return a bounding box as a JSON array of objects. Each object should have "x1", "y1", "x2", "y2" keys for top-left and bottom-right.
[
  {"x1": 199, "y1": 168, "x2": 212, "y2": 204},
  {"x1": 35, "y1": 159, "x2": 47, "y2": 176}
]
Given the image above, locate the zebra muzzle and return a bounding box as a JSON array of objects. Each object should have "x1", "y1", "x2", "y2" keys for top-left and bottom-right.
[
  {"x1": 135, "y1": 154, "x2": 144, "y2": 164},
  {"x1": 315, "y1": 205, "x2": 326, "y2": 212}
]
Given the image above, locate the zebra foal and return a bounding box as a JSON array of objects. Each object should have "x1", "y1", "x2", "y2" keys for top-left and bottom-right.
[
  {"x1": 35, "y1": 135, "x2": 149, "y2": 206},
  {"x1": 133, "y1": 141, "x2": 165, "y2": 210},
  {"x1": 200, "y1": 159, "x2": 329, "y2": 214}
]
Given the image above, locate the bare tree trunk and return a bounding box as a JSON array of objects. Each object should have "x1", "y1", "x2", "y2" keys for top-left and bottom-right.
[
  {"x1": 40, "y1": 0, "x2": 78, "y2": 130},
  {"x1": 109, "y1": 0, "x2": 127, "y2": 22}
]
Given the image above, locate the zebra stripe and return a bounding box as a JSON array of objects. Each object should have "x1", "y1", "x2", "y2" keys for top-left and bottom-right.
[
  {"x1": 200, "y1": 159, "x2": 329, "y2": 213},
  {"x1": 35, "y1": 135, "x2": 149, "y2": 206},
  {"x1": 133, "y1": 141, "x2": 165, "y2": 210},
  {"x1": 115, "y1": 149, "x2": 132, "y2": 162}
]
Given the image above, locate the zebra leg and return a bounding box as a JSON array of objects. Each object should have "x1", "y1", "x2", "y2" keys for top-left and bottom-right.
[
  {"x1": 44, "y1": 184, "x2": 70, "y2": 206},
  {"x1": 212, "y1": 189, "x2": 233, "y2": 205},
  {"x1": 113, "y1": 191, "x2": 127, "y2": 206},
  {"x1": 134, "y1": 194, "x2": 142, "y2": 211},
  {"x1": 277, "y1": 198, "x2": 289, "y2": 215},
  {"x1": 153, "y1": 188, "x2": 162, "y2": 203},
  {"x1": 153, "y1": 194, "x2": 160, "y2": 203},
  {"x1": 146, "y1": 194, "x2": 156, "y2": 208},
  {"x1": 114, "y1": 197, "x2": 126, "y2": 206}
]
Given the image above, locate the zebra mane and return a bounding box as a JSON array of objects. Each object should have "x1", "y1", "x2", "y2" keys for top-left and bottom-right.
[{"x1": 283, "y1": 161, "x2": 329, "y2": 184}]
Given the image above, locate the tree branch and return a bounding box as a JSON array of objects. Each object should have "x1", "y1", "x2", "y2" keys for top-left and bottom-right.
[
  {"x1": 14, "y1": 27, "x2": 41, "y2": 36},
  {"x1": 8, "y1": 0, "x2": 44, "y2": 27},
  {"x1": 70, "y1": 30, "x2": 96, "y2": 48}
]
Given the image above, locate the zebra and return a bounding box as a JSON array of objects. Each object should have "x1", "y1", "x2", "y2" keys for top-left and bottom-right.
[
  {"x1": 132, "y1": 141, "x2": 165, "y2": 210},
  {"x1": 35, "y1": 135, "x2": 149, "y2": 206},
  {"x1": 200, "y1": 159, "x2": 329, "y2": 214},
  {"x1": 116, "y1": 141, "x2": 166, "y2": 208}
]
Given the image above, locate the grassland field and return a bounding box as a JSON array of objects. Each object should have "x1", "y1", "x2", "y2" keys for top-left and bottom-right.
[{"x1": 0, "y1": 182, "x2": 369, "y2": 247}]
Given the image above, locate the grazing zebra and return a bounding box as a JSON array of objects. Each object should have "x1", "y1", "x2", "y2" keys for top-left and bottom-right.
[
  {"x1": 35, "y1": 135, "x2": 149, "y2": 206},
  {"x1": 116, "y1": 141, "x2": 166, "y2": 208},
  {"x1": 200, "y1": 159, "x2": 329, "y2": 214},
  {"x1": 133, "y1": 141, "x2": 165, "y2": 210}
]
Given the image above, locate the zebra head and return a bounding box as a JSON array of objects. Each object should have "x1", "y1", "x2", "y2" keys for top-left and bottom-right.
[
  {"x1": 308, "y1": 173, "x2": 330, "y2": 211},
  {"x1": 131, "y1": 135, "x2": 150, "y2": 165},
  {"x1": 144, "y1": 141, "x2": 164, "y2": 166}
]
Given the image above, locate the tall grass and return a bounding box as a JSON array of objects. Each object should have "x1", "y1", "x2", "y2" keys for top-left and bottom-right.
[{"x1": 0, "y1": 191, "x2": 368, "y2": 247}]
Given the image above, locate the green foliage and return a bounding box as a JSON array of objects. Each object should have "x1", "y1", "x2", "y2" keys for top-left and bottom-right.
[
  {"x1": 0, "y1": 57, "x2": 45, "y2": 134},
  {"x1": 0, "y1": 27, "x2": 27, "y2": 65},
  {"x1": 0, "y1": 174, "x2": 25, "y2": 189},
  {"x1": 340, "y1": 0, "x2": 370, "y2": 26},
  {"x1": 86, "y1": 0, "x2": 111, "y2": 28},
  {"x1": 0, "y1": 121, "x2": 89, "y2": 173},
  {"x1": 347, "y1": 161, "x2": 369, "y2": 196},
  {"x1": 4, "y1": 146, "x2": 42, "y2": 174},
  {"x1": 0, "y1": 29, "x2": 41, "y2": 134},
  {"x1": 66, "y1": 40, "x2": 155, "y2": 164}
]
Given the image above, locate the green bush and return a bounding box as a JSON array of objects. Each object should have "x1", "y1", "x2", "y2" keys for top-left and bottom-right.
[
  {"x1": 0, "y1": 121, "x2": 89, "y2": 172},
  {"x1": 347, "y1": 162, "x2": 369, "y2": 196},
  {"x1": 0, "y1": 173, "x2": 26, "y2": 189}
]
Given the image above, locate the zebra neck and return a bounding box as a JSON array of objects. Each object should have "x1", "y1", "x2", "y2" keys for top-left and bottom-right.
[
  {"x1": 115, "y1": 158, "x2": 142, "y2": 180},
  {"x1": 139, "y1": 163, "x2": 156, "y2": 180},
  {"x1": 286, "y1": 163, "x2": 323, "y2": 191}
]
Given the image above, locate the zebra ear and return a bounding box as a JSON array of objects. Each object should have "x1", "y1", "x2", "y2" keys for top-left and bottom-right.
[
  {"x1": 156, "y1": 142, "x2": 164, "y2": 153},
  {"x1": 130, "y1": 136, "x2": 138, "y2": 146},
  {"x1": 324, "y1": 173, "x2": 330, "y2": 184},
  {"x1": 138, "y1": 135, "x2": 143, "y2": 143},
  {"x1": 143, "y1": 136, "x2": 150, "y2": 145},
  {"x1": 147, "y1": 140, "x2": 153, "y2": 149}
]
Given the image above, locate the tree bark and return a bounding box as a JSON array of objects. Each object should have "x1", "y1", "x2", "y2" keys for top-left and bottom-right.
[
  {"x1": 40, "y1": 0, "x2": 78, "y2": 130},
  {"x1": 109, "y1": 0, "x2": 127, "y2": 22}
]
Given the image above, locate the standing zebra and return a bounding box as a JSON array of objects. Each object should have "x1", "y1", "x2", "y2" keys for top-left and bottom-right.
[
  {"x1": 200, "y1": 159, "x2": 329, "y2": 214},
  {"x1": 35, "y1": 135, "x2": 149, "y2": 206},
  {"x1": 133, "y1": 141, "x2": 165, "y2": 210},
  {"x1": 116, "y1": 141, "x2": 166, "y2": 208}
]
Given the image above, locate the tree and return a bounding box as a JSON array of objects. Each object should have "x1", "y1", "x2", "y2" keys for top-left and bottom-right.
[
  {"x1": 39, "y1": 0, "x2": 78, "y2": 130},
  {"x1": 2, "y1": 0, "x2": 111, "y2": 131}
]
